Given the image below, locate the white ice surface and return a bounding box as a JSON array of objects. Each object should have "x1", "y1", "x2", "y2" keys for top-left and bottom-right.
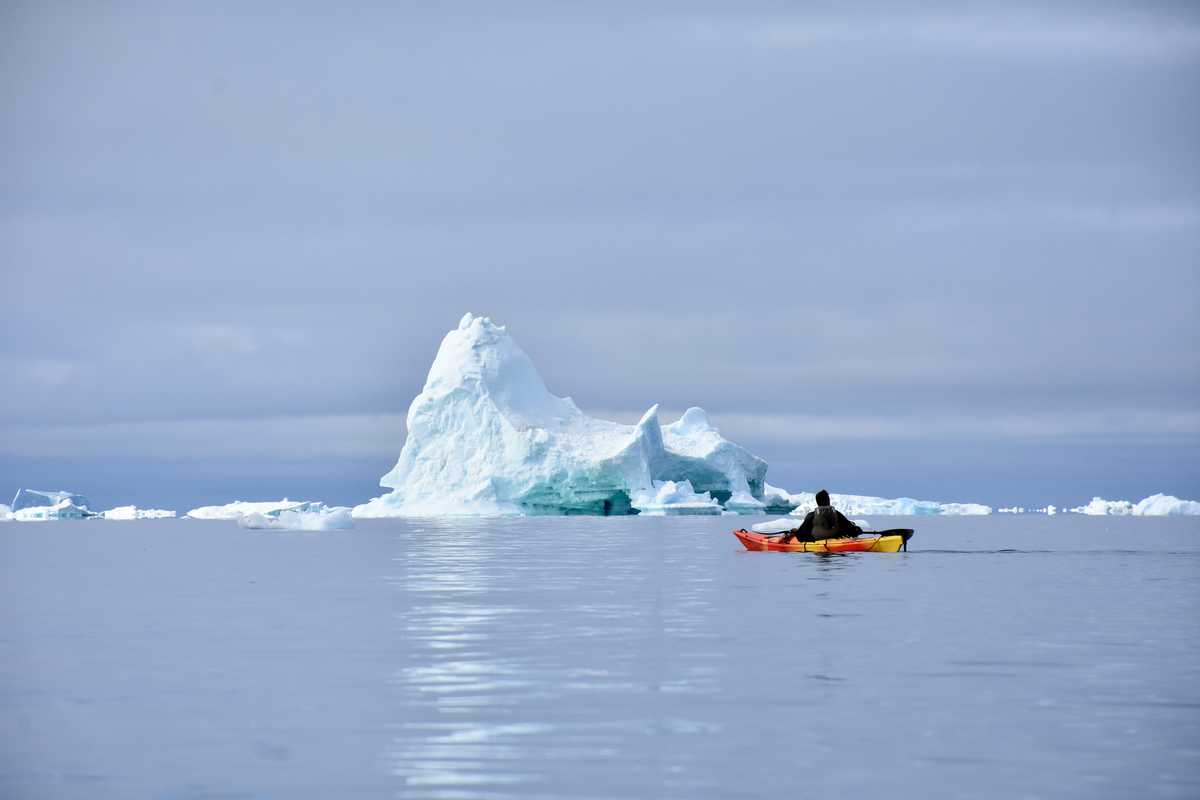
[
  {"x1": 238, "y1": 506, "x2": 354, "y2": 531},
  {"x1": 631, "y1": 480, "x2": 722, "y2": 516},
  {"x1": 762, "y1": 483, "x2": 798, "y2": 511},
  {"x1": 1132, "y1": 494, "x2": 1200, "y2": 516},
  {"x1": 12, "y1": 498, "x2": 96, "y2": 521},
  {"x1": 784, "y1": 491, "x2": 992, "y2": 516},
  {"x1": 11, "y1": 489, "x2": 91, "y2": 513},
  {"x1": 751, "y1": 518, "x2": 797, "y2": 534},
  {"x1": 101, "y1": 506, "x2": 177, "y2": 520},
  {"x1": 355, "y1": 313, "x2": 768, "y2": 517},
  {"x1": 0, "y1": 504, "x2": 10, "y2": 521},
  {"x1": 186, "y1": 499, "x2": 316, "y2": 521}
]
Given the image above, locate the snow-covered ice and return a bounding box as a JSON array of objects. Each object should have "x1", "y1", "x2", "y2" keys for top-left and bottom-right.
[
  {"x1": 751, "y1": 518, "x2": 798, "y2": 534},
  {"x1": 238, "y1": 506, "x2": 354, "y2": 531},
  {"x1": 630, "y1": 480, "x2": 722, "y2": 516},
  {"x1": 101, "y1": 506, "x2": 177, "y2": 520},
  {"x1": 355, "y1": 313, "x2": 768, "y2": 517},
  {"x1": 1069, "y1": 494, "x2": 1200, "y2": 516},
  {"x1": 186, "y1": 499, "x2": 320, "y2": 521},
  {"x1": 0, "y1": 504, "x2": 11, "y2": 521},
  {"x1": 784, "y1": 490, "x2": 992, "y2": 516},
  {"x1": 11, "y1": 489, "x2": 91, "y2": 513},
  {"x1": 186, "y1": 499, "x2": 353, "y2": 529},
  {"x1": 12, "y1": 498, "x2": 97, "y2": 521},
  {"x1": 1131, "y1": 494, "x2": 1200, "y2": 516},
  {"x1": 761, "y1": 483, "x2": 798, "y2": 512}
]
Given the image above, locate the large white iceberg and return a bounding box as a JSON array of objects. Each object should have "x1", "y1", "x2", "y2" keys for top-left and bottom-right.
[
  {"x1": 355, "y1": 313, "x2": 768, "y2": 517},
  {"x1": 1069, "y1": 494, "x2": 1200, "y2": 516},
  {"x1": 101, "y1": 506, "x2": 177, "y2": 520},
  {"x1": 785, "y1": 490, "x2": 992, "y2": 516}
]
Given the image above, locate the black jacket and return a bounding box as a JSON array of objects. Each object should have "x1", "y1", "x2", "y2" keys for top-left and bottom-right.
[{"x1": 791, "y1": 506, "x2": 862, "y2": 540}]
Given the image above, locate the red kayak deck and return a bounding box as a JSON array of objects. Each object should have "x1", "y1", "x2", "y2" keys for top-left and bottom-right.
[{"x1": 733, "y1": 528, "x2": 912, "y2": 553}]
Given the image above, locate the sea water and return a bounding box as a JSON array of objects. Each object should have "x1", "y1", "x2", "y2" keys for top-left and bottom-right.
[{"x1": 1, "y1": 515, "x2": 1197, "y2": 799}]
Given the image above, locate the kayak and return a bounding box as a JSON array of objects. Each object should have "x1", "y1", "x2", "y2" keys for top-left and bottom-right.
[{"x1": 733, "y1": 528, "x2": 914, "y2": 553}]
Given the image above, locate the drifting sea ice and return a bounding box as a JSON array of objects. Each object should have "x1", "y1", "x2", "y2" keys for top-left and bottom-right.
[
  {"x1": 784, "y1": 491, "x2": 992, "y2": 516},
  {"x1": 10, "y1": 489, "x2": 91, "y2": 512},
  {"x1": 101, "y1": 506, "x2": 177, "y2": 520},
  {"x1": 630, "y1": 480, "x2": 722, "y2": 516},
  {"x1": 237, "y1": 506, "x2": 354, "y2": 531},
  {"x1": 1070, "y1": 494, "x2": 1200, "y2": 516},
  {"x1": 186, "y1": 499, "x2": 318, "y2": 521}
]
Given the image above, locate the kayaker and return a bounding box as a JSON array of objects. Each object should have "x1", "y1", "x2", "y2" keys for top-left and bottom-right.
[{"x1": 776, "y1": 490, "x2": 863, "y2": 543}]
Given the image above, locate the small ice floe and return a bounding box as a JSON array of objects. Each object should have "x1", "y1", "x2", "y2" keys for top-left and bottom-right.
[
  {"x1": 101, "y1": 506, "x2": 176, "y2": 520},
  {"x1": 237, "y1": 503, "x2": 354, "y2": 531},
  {"x1": 631, "y1": 480, "x2": 722, "y2": 516}
]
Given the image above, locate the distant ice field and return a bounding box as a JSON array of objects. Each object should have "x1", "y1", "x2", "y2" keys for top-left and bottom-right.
[{"x1": 1, "y1": 516, "x2": 1197, "y2": 799}]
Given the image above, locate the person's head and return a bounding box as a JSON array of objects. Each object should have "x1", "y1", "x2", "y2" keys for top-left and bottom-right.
[{"x1": 815, "y1": 489, "x2": 831, "y2": 507}]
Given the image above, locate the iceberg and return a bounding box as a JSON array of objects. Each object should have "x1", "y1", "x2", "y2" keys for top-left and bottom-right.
[
  {"x1": 12, "y1": 498, "x2": 97, "y2": 521},
  {"x1": 186, "y1": 499, "x2": 321, "y2": 521},
  {"x1": 238, "y1": 505, "x2": 354, "y2": 531},
  {"x1": 0, "y1": 504, "x2": 11, "y2": 521},
  {"x1": 188, "y1": 499, "x2": 353, "y2": 529},
  {"x1": 100, "y1": 506, "x2": 177, "y2": 520},
  {"x1": 1069, "y1": 494, "x2": 1200, "y2": 516},
  {"x1": 1132, "y1": 494, "x2": 1200, "y2": 516},
  {"x1": 785, "y1": 490, "x2": 992, "y2": 516},
  {"x1": 11, "y1": 489, "x2": 91, "y2": 513},
  {"x1": 762, "y1": 483, "x2": 799, "y2": 513},
  {"x1": 630, "y1": 480, "x2": 722, "y2": 516},
  {"x1": 355, "y1": 313, "x2": 768, "y2": 517}
]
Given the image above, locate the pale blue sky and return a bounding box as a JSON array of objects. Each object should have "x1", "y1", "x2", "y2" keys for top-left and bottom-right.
[{"x1": 2, "y1": 1, "x2": 1198, "y2": 510}]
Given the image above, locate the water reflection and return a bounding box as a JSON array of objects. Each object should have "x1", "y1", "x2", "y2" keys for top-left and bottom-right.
[{"x1": 382, "y1": 516, "x2": 729, "y2": 797}]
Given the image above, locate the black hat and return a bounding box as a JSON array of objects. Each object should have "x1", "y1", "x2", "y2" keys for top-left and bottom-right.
[{"x1": 815, "y1": 489, "x2": 831, "y2": 507}]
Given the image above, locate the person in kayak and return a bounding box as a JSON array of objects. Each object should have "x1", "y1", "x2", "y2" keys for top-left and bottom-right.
[{"x1": 776, "y1": 490, "x2": 863, "y2": 543}]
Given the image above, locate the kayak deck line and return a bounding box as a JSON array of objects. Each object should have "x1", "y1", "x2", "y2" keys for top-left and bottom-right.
[{"x1": 733, "y1": 528, "x2": 914, "y2": 553}]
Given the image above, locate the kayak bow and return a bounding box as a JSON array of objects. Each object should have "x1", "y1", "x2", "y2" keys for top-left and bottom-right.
[{"x1": 733, "y1": 528, "x2": 914, "y2": 553}]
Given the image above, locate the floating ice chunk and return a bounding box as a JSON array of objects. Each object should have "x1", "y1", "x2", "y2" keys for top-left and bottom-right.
[
  {"x1": 1132, "y1": 494, "x2": 1200, "y2": 516},
  {"x1": 186, "y1": 499, "x2": 317, "y2": 520},
  {"x1": 101, "y1": 506, "x2": 177, "y2": 520},
  {"x1": 751, "y1": 517, "x2": 797, "y2": 534},
  {"x1": 238, "y1": 506, "x2": 354, "y2": 530},
  {"x1": 723, "y1": 490, "x2": 767, "y2": 514},
  {"x1": 356, "y1": 314, "x2": 768, "y2": 517},
  {"x1": 1069, "y1": 497, "x2": 1134, "y2": 515},
  {"x1": 0, "y1": 504, "x2": 11, "y2": 521},
  {"x1": 631, "y1": 480, "x2": 722, "y2": 516},
  {"x1": 12, "y1": 497, "x2": 97, "y2": 521},
  {"x1": 785, "y1": 491, "x2": 992, "y2": 516},
  {"x1": 11, "y1": 489, "x2": 91, "y2": 513},
  {"x1": 762, "y1": 483, "x2": 798, "y2": 512}
]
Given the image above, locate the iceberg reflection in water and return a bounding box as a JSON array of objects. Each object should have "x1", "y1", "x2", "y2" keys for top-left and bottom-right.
[{"x1": 1, "y1": 515, "x2": 1197, "y2": 798}]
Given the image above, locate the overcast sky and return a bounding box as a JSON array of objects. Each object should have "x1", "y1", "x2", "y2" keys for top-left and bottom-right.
[{"x1": 2, "y1": 1, "x2": 1198, "y2": 510}]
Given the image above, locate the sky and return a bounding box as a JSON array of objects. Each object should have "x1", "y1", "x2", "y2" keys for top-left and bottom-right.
[{"x1": 2, "y1": 1, "x2": 1198, "y2": 511}]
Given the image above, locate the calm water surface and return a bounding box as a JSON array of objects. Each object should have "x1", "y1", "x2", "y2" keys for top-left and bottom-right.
[{"x1": 2, "y1": 515, "x2": 1198, "y2": 798}]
